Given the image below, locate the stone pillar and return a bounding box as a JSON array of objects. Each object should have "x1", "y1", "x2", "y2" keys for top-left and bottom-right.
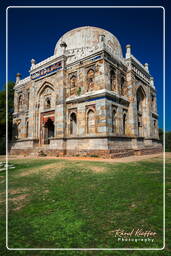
[
  {"x1": 14, "y1": 90, "x2": 18, "y2": 113},
  {"x1": 126, "y1": 44, "x2": 131, "y2": 59},
  {"x1": 96, "y1": 99, "x2": 107, "y2": 135},
  {"x1": 60, "y1": 41, "x2": 67, "y2": 55},
  {"x1": 31, "y1": 59, "x2": 36, "y2": 70},
  {"x1": 145, "y1": 86, "x2": 152, "y2": 138},
  {"x1": 126, "y1": 72, "x2": 137, "y2": 136},
  {"x1": 142, "y1": 94, "x2": 149, "y2": 137},
  {"x1": 103, "y1": 60, "x2": 110, "y2": 90},
  {"x1": 144, "y1": 63, "x2": 149, "y2": 73},
  {"x1": 16, "y1": 73, "x2": 21, "y2": 84},
  {"x1": 117, "y1": 106, "x2": 123, "y2": 135},
  {"x1": 55, "y1": 55, "x2": 66, "y2": 138},
  {"x1": 77, "y1": 104, "x2": 85, "y2": 136},
  {"x1": 28, "y1": 84, "x2": 36, "y2": 139}
]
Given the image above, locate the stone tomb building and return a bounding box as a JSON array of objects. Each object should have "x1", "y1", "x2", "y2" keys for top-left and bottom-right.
[{"x1": 10, "y1": 26, "x2": 161, "y2": 157}]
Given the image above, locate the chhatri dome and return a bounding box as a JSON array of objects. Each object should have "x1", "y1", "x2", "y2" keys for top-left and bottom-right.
[{"x1": 54, "y1": 26, "x2": 123, "y2": 60}]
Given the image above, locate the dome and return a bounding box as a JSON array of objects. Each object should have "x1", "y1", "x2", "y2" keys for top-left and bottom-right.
[{"x1": 54, "y1": 26, "x2": 123, "y2": 60}]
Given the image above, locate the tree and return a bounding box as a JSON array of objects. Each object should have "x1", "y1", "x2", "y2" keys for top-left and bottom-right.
[
  {"x1": 159, "y1": 128, "x2": 163, "y2": 144},
  {"x1": 0, "y1": 81, "x2": 15, "y2": 154},
  {"x1": 165, "y1": 131, "x2": 171, "y2": 152}
]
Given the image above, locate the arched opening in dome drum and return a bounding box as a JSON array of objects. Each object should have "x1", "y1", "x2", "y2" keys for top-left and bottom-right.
[
  {"x1": 70, "y1": 113, "x2": 77, "y2": 135},
  {"x1": 44, "y1": 118, "x2": 54, "y2": 144}
]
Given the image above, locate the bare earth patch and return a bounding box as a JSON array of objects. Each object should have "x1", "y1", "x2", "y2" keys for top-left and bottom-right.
[
  {"x1": 18, "y1": 162, "x2": 65, "y2": 178},
  {"x1": 9, "y1": 193, "x2": 28, "y2": 202},
  {"x1": 146, "y1": 171, "x2": 161, "y2": 174},
  {"x1": 8, "y1": 188, "x2": 29, "y2": 195},
  {"x1": 9, "y1": 193, "x2": 30, "y2": 211},
  {"x1": 8, "y1": 153, "x2": 165, "y2": 163},
  {"x1": 90, "y1": 166, "x2": 107, "y2": 173}
]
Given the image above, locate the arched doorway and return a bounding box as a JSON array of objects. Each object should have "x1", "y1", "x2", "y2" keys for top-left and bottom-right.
[{"x1": 44, "y1": 118, "x2": 54, "y2": 144}]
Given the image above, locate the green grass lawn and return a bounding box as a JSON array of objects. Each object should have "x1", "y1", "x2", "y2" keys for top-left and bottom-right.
[{"x1": 0, "y1": 155, "x2": 170, "y2": 256}]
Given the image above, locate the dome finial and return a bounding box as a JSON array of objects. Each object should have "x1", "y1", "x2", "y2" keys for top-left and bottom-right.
[
  {"x1": 126, "y1": 44, "x2": 131, "y2": 58},
  {"x1": 31, "y1": 59, "x2": 36, "y2": 69},
  {"x1": 144, "y1": 63, "x2": 149, "y2": 72},
  {"x1": 60, "y1": 41, "x2": 67, "y2": 55},
  {"x1": 16, "y1": 73, "x2": 21, "y2": 83}
]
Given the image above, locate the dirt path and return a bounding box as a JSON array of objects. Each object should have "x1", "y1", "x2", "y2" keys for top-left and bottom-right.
[
  {"x1": 3, "y1": 152, "x2": 169, "y2": 163},
  {"x1": 42, "y1": 153, "x2": 164, "y2": 163}
]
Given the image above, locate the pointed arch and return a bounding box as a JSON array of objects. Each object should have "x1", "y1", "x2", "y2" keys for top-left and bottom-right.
[
  {"x1": 136, "y1": 86, "x2": 146, "y2": 112},
  {"x1": 18, "y1": 94, "x2": 23, "y2": 112},
  {"x1": 87, "y1": 109, "x2": 95, "y2": 134},
  {"x1": 37, "y1": 81, "x2": 54, "y2": 97},
  {"x1": 136, "y1": 86, "x2": 146, "y2": 137},
  {"x1": 112, "y1": 109, "x2": 116, "y2": 133},
  {"x1": 123, "y1": 112, "x2": 127, "y2": 135},
  {"x1": 87, "y1": 69, "x2": 95, "y2": 91},
  {"x1": 70, "y1": 112, "x2": 77, "y2": 135}
]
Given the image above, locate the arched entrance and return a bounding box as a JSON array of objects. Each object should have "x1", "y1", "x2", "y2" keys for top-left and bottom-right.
[{"x1": 44, "y1": 118, "x2": 54, "y2": 144}]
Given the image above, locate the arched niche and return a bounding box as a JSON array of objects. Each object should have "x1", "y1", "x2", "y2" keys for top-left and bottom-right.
[
  {"x1": 37, "y1": 82, "x2": 55, "y2": 111},
  {"x1": 112, "y1": 109, "x2": 117, "y2": 133},
  {"x1": 87, "y1": 69, "x2": 95, "y2": 91},
  {"x1": 37, "y1": 82, "x2": 54, "y2": 97},
  {"x1": 123, "y1": 112, "x2": 127, "y2": 135},
  {"x1": 136, "y1": 86, "x2": 146, "y2": 136},
  {"x1": 110, "y1": 69, "x2": 116, "y2": 91},
  {"x1": 18, "y1": 94, "x2": 24, "y2": 112},
  {"x1": 87, "y1": 109, "x2": 95, "y2": 134},
  {"x1": 136, "y1": 86, "x2": 146, "y2": 112},
  {"x1": 70, "y1": 112, "x2": 77, "y2": 135}
]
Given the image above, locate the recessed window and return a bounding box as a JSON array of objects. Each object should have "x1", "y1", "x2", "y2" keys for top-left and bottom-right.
[
  {"x1": 18, "y1": 95, "x2": 23, "y2": 112},
  {"x1": 44, "y1": 97, "x2": 51, "y2": 109},
  {"x1": 70, "y1": 75, "x2": 77, "y2": 88},
  {"x1": 110, "y1": 70, "x2": 116, "y2": 90},
  {"x1": 87, "y1": 69, "x2": 95, "y2": 90}
]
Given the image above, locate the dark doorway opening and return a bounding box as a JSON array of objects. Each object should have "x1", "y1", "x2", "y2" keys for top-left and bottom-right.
[{"x1": 44, "y1": 118, "x2": 54, "y2": 144}]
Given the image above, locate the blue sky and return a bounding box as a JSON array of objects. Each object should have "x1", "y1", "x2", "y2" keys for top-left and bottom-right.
[{"x1": 0, "y1": 0, "x2": 170, "y2": 131}]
